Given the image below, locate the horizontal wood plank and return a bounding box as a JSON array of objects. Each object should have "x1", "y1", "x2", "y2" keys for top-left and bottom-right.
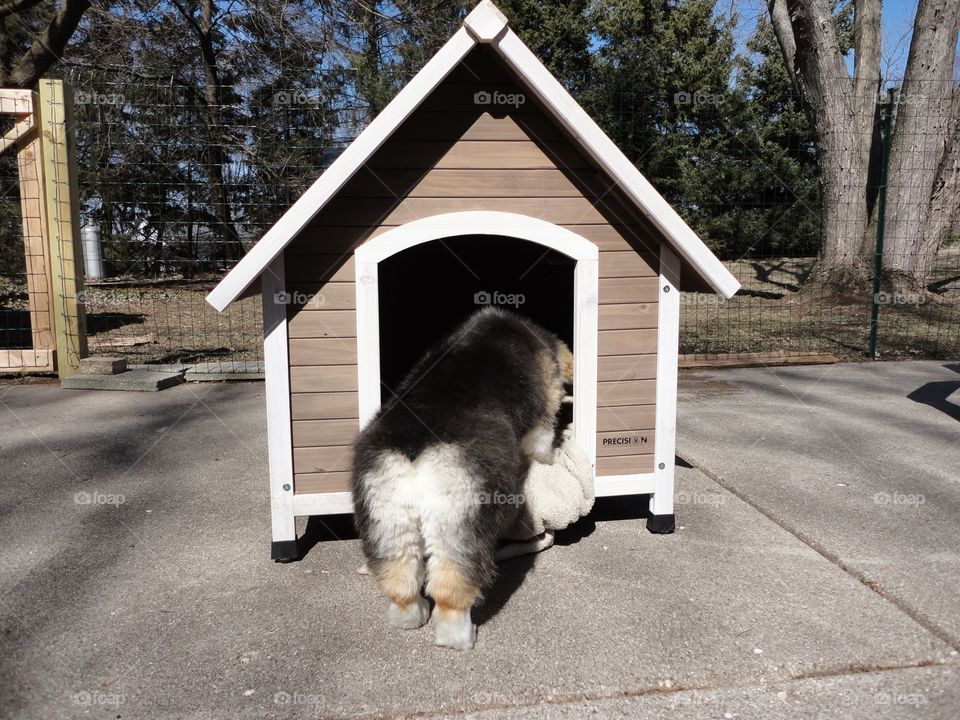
[
  {"x1": 597, "y1": 354, "x2": 657, "y2": 382},
  {"x1": 290, "y1": 392, "x2": 359, "y2": 420},
  {"x1": 596, "y1": 453, "x2": 655, "y2": 475},
  {"x1": 596, "y1": 404, "x2": 656, "y2": 432},
  {"x1": 599, "y1": 251, "x2": 657, "y2": 278},
  {"x1": 290, "y1": 364, "x2": 359, "y2": 393},
  {"x1": 294, "y1": 446, "x2": 353, "y2": 474},
  {"x1": 597, "y1": 430, "x2": 654, "y2": 457},
  {"x1": 570, "y1": 224, "x2": 653, "y2": 253},
  {"x1": 287, "y1": 309, "x2": 357, "y2": 339},
  {"x1": 294, "y1": 472, "x2": 352, "y2": 494},
  {"x1": 292, "y1": 418, "x2": 361, "y2": 448},
  {"x1": 598, "y1": 328, "x2": 658, "y2": 356},
  {"x1": 597, "y1": 379, "x2": 656, "y2": 406},
  {"x1": 285, "y1": 282, "x2": 356, "y2": 310},
  {"x1": 598, "y1": 276, "x2": 660, "y2": 304},
  {"x1": 368, "y1": 140, "x2": 591, "y2": 171},
  {"x1": 0, "y1": 349, "x2": 54, "y2": 370},
  {"x1": 284, "y1": 255, "x2": 354, "y2": 283},
  {"x1": 340, "y1": 167, "x2": 597, "y2": 198},
  {"x1": 598, "y1": 303, "x2": 658, "y2": 330},
  {"x1": 392, "y1": 112, "x2": 565, "y2": 142},
  {"x1": 288, "y1": 337, "x2": 357, "y2": 366},
  {"x1": 317, "y1": 196, "x2": 610, "y2": 226}
]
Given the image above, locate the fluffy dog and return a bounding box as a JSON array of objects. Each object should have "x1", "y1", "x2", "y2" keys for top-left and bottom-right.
[{"x1": 350, "y1": 307, "x2": 573, "y2": 650}]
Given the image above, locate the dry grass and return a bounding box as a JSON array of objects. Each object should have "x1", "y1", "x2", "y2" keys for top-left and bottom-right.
[
  {"x1": 683, "y1": 248, "x2": 960, "y2": 360},
  {"x1": 2, "y1": 249, "x2": 959, "y2": 367},
  {"x1": 81, "y1": 277, "x2": 264, "y2": 366}
]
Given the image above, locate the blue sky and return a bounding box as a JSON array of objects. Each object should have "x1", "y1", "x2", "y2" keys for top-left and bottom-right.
[{"x1": 729, "y1": 0, "x2": 918, "y2": 81}]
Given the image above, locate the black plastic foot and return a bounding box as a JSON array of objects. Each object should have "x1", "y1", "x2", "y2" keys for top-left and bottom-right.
[
  {"x1": 646, "y1": 513, "x2": 676, "y2": 534},
  {"x1": 271, "y1": 539, "x2": 300, "y2": 562}
]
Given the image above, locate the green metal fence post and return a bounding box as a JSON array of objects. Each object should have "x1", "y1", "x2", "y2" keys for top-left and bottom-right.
[{"x1": 868, "y1": 87, "x2": 895, "y2": 359}]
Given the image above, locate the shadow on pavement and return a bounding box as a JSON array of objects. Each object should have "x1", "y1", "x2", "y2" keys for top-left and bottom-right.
[{"x1": 907, "y1": 363, "x2": 960, "y2": 422}]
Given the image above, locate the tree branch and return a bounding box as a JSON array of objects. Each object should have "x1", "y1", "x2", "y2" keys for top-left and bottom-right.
[
  {"x1": 0, "y1": 0, "x2": 43, "y2": 20},
  {"x1": 852, "y1": 0, "x2": 881, "y2": 164},
  {"x1": 9, "y1": 0, "x2": 91, "y2": 87}
]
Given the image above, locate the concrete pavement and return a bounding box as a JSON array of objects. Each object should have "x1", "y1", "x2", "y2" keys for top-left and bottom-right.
[{"x1": 0, "y1": 361, "x2": 957, "y2": 718}]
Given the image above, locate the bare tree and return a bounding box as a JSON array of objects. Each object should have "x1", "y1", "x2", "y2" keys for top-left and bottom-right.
[
  {"x1": 768, "y1": 0, "x2": 881, "y2": 287},
  {"x1": 882, "y1": 0, "x2": 960, "y2": 291},
  {"x1": 0, "y1": 0, "x2": 90, "y2": 87},
  {"x1": 769, "y1": 0, "x2": 960, "y2": 291},
  {"x1": 170, "y1": 0, "x2": 243, "y2": 263}
]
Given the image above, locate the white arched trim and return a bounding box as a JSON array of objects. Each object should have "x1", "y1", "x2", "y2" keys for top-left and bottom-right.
[
  {"x1": 354, "y1": 211, "x2": 599, "y2": 472},
  {"x1": 354, "y1": 211, "x2": 600, "y2": 264}
]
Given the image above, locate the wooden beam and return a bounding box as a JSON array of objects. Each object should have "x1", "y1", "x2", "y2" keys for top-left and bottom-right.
[
  {"x1": 0, "y1": 114, "x2": 36, "y2": 155},
  {"x1": 0, "y1": 88, "x2": 34, "y2": 115},
  {"x1": 37, "y1": 79, "x2": 88, "y2": 377},
  {"x1": 679, "y1": 351, "x2": 839, "y2": 369},
  {"x1": 0, "y1": 349, "x2": 55, "y2": 373}
]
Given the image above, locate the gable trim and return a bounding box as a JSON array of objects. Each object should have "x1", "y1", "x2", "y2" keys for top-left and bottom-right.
[
  {"x1": 207, "y1": 2, "x2": 740, "y2": 312},
  {"x1": 493, "y1": 30, "x2": 739, "y2": 299},
  {"x1": 206, "y1": 26, "x2": 476, "y2": 312}
]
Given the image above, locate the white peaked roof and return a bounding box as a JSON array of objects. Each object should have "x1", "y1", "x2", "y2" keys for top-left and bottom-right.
[{"x1": 207, "y1": 0, "x2": 740, "y2": 311}]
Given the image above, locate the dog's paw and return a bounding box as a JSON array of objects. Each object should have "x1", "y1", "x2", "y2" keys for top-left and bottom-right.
[
  {"x1": 522, "y1": 426, "x2": 557, "y2": 465},
  {"x1": 388, "y1": 596, "x2": 430, "y2": 630},
  {"x1": 434, "y1": 610, "x2": 477, "y2": 650},
  {"x1": 530, "y1": 447, "x2": 557, "y2": 465}
]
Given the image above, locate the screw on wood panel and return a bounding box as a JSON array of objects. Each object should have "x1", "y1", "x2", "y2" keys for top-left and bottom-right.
[
  {"x1": 658, "y1": 462, "x2": 666, "y2": 469},
  {"x1": 282, "y1": 483, "x2": 291, "y2": 491},
  {"x1": 663, "y1": 286, "x2": 671, "y2": 293}
]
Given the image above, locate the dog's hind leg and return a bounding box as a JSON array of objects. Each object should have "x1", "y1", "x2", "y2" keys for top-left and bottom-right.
[
  {"x1": 425, "y1": 555, "x2": 481, "y2": 650},
  {"x1": 366, "y1": 517, "x2": 429, "y2": 630}
]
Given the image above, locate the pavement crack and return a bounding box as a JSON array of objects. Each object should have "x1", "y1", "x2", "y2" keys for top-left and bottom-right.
[
  {"x1": 384, "y1": 657, "x2": 959, "y2": 720},
  {"x1": 680, "y1": 452, "x2": 960, "y2": 654}
]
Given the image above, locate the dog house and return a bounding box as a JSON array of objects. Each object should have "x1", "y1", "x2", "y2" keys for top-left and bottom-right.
[{"x1": 207, "y1": 0, "x2": 739, "y2": 561}]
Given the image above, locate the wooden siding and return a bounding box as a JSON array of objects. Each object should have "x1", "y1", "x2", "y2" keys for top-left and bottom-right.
[{"x1": 287, "y1": 46, "x2": 658, "y2": 493}]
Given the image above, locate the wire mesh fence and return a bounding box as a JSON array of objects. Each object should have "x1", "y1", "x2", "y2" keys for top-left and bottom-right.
[{"x1": 1, "y1": 70, "x2": 958, "y2": 373}]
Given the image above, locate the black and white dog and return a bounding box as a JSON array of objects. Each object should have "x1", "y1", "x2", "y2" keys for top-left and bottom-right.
[{"x1": 350, "y1": 307, "x2": 572, "y2": 650}]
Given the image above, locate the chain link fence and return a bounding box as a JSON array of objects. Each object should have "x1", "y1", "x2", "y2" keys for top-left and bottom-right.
[{"x1": 1, "y1": 71, "x2": 958, "y2": 373}]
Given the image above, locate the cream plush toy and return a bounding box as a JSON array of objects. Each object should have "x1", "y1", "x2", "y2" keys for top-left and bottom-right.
[{"x1": 495, "y1": 427, "x2": 595, "y2": 561}]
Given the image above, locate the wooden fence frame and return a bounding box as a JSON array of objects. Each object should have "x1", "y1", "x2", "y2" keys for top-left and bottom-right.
[{"x1": 1, "y1": 80, "x2": 87, "y2": 376}]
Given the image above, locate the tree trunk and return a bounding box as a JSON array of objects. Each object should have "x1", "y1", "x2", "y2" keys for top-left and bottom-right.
[
  {"x1": 196, "y1": 0, "x2": 242, "y2": 265},
  {"x1": 172, "y1": 0, "x2": 242, "y2": 265},
  {"x1": 770, "y1": 0, "x2": 879, "y2": 285},
  {"x1": 881, "y1": 0, "x2": 960, "y2": 292}
]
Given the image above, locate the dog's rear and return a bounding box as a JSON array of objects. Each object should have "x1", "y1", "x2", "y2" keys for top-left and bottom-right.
[{"x1": 350, "y1": 308, "x2": 572, "y2": 649}]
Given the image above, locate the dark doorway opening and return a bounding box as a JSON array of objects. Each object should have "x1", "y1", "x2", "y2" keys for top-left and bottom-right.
[{"x1": 377, "y1": 234, "x2": 575, "y2": 395}]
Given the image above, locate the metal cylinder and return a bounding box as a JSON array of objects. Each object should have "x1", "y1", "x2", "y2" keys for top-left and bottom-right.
[{"x1": 81, "y1": 223, "x2": 104, "y2": 281}]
